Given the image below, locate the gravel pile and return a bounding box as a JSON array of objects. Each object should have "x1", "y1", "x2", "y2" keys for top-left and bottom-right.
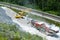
[{"x1": 0, "y1": 7, "x2": 14, "y2": 24}]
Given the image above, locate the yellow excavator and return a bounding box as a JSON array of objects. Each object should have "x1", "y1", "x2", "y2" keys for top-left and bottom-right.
[
  {"x1": 15, "y1": 10, "x2": 25, "y2": 18},
  {"x1": 15, "y1": 9, "x2": 31, "y2": 18}
]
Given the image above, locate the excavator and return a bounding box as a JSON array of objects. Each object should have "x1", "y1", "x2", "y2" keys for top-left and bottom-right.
[
  {"x1": 15, "y1": 8, "x2": 31, "y2": 18},
  {"x1": 15, "y1": 10, "x2": 25, "y2": 18}
]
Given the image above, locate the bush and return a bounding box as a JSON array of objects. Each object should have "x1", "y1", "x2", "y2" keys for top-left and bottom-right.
[{"x1": 0, "y1": 22, "x2": 43, "y2": 40}]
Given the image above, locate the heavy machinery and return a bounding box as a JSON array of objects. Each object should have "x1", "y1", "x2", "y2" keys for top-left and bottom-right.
[
  {"x1": 15, "y1": 10, "x2": 25, "y2": 18},
  {"x1": 15, "y1": 8, "x2": 31, "y2": 18},
  {"x1": 15, "y1": 14, "x2": 23, "y2": 18},
  {"x1": 30, "y1": 20, "x2": 59, "y2": 35}
]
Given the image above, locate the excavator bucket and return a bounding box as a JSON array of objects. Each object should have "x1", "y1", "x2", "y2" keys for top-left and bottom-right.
[{"x1": 15, "y1": 14, "x2": 21, "y2": 18}]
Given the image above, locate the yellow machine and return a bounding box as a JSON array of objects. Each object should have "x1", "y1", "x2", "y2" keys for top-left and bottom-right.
[
  {"x1": 15, "y1": 14, "x2": 23, "y2": 18},
  {"x1": 15, "y1": 10, "x2": 25, "y2": 18},
  {"x1": 15, "y1": 9, "x2": 31, "y2": 18}
]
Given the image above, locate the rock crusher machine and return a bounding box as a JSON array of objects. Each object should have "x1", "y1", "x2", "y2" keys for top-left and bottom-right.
[{"x1": 30, "y1": 20, "x2": 59, "y2": 35}]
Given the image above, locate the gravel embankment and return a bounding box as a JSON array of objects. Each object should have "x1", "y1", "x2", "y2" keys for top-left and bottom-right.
[{"x1": 0, "y1": 7, "x2": 14, "y2": 24}]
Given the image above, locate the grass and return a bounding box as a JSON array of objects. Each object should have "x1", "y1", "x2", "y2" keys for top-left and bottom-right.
[
  {"x1": 0, "y1": 22, "x2": 43, "y2": 40},
  {"x1": 10, "y1": 8, "x2": 20, "y2": 13},
  {"x1": 20, "y1": 31, "x2": 43, "y2": 40},
  {"x1": 0, "y1": 23, "x2": 20, "y2": 40},
  {"x1": 45, "y1": 11, "x2": 60, "y2": 16}
]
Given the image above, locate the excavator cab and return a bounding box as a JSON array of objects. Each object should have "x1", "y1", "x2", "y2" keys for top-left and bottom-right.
[
  {"x1": 18, "y1": 11, "x2": 24, "y2": 16},
  {"x1": 15, "y1": 14, "x2": 23, "y2": 18}
]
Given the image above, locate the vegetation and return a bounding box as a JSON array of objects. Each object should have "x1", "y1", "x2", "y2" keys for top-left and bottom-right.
[
  {"x1": 0, "y1": 0, "x2": 60, "y2": 16},
  {"x1": 0, "y1": 22, "x2": 43, "y2": 40}
]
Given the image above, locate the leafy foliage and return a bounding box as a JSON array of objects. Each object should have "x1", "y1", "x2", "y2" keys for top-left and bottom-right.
[{"x1": 0, "y1": 22, "x2": 43, "y2": 40}]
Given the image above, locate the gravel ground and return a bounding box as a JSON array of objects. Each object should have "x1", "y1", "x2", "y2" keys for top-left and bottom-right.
[{"x1": 0, "y1": 7, "x2": 14, "y2": 24}]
